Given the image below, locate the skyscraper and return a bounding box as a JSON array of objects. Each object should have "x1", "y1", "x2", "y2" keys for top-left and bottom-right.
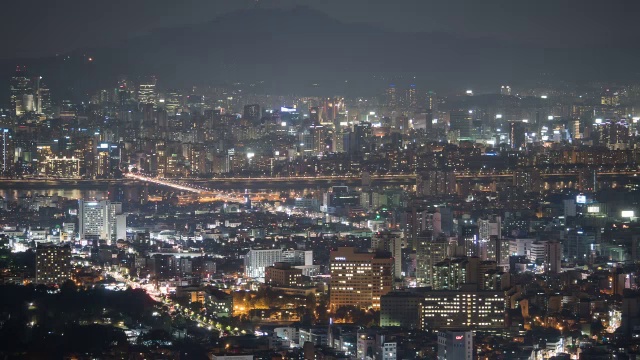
[
  {"x1": 10, "y1": 66, "x2": 33, "y2": 116},
  {"x1": 386, "y1": 85, "x2": 397, "y2": 108},
  {"x1": 138, "y1": 76, "x2": 157, "y2": 105}
]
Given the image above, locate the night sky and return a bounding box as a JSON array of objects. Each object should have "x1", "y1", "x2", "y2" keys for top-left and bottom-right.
[{"x1": 2, "y1": 0, "x2": 639, "y2": 59}]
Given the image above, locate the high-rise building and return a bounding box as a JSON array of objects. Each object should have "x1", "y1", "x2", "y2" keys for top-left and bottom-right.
[
  {"x1": 386, "y1": 85, "x2": 397, "y2": 108},
  {"x1": 545, "y1": 241, "x2": 562, "y2": 274},
  {"x1": 244, "y1": 248, "x2": 282, "y2": 279},
  {"x1": 459, "y1": 224, "x2": 479, "y2": 257},
  {"x1": 510, "y1": 121, "x2": 526, "y2": 149},
  {"x1": 36, "y1": 243, "x2": 72, "y2": 285},
  {"x1": 500, "y1": 85, "x2": 512, "y2": 96},
  {"x1": 372, "y1": 230, "x2": 404, "y2": 279},
  {"x1": 138, "y1": 77, "x2": 157, "y2": 105},
  {"x1": 416, "y1": 233, "x2": 448, "y2": 287},
  {"x1": 449, "y1": 110, "x2": 473, "y2": 140},
  {"x1": 0, "y1": 129, "x2": 14, "y2": 175},
  {"x1": 10, "y1": 66, "x2": 33, "y2": 116},
  {"x1": 330, "y1": 247, "x2": 393, "y2": 311},
  {"x1": 437, "y1": 331, "x2": 473, "y2": 360},
  {"x1": 78, "y1": 200, "x2": 125, "y2": 244},
  {"x1": 407, "y1": 84, "x2": 417, "y2": 109}
]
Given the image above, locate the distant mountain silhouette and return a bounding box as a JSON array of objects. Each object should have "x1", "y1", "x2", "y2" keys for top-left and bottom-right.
[{"x1": 1, "y1": 6, "x2": 638, "y2": 104}]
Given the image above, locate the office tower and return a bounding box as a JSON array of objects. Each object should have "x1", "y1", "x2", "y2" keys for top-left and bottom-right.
[
  {"x1": 244, "y1": 248, "x2": 282, "y2": 279},
  {"x1": 426, "y1": 91, "x2": 437, "y2": 112},
  {"x1": 329, "y1": 247, "x2": 393, "y2": 311},
  {"x1": 459, "y1": 224, "x2": 479, "y2": 257},
  {"x1": 265, "y1": 262, "x2": 303, "y2": 287},
  {"x1": 372, "y1": 230, "x2": 404, "y2": 279},
  {"x1": 386, "y1": 85, "x2": 397, "y2": 108},
  {"x1": 164, "y1": 89, "x2": 182, "y2": 115},
  {"x1": 407, "y1": 84, "x2": 417, "y2": 109},
  {"x1": 78, "y1": 200, "x2": 125, "y2": 244},
  {"x1": 10, "y1": 66, "x2": 33, "y2": 116},
  {"x1": 478, "y1": 216, "x2": 501, "y2": 260},
  {"x1": 449, "y1": 110, "x2": 473, "y2": 139},
  {"x1": 0, "y1": 129, "x2": 14, "y2": 175},
  {"x1": 138, "y1": 76, "x2": 157, "y2": 105},
  {"x1": 416, "y1": 234, "x2": 448, "y2": 287},
  {"x1": 36, "y1": 243, "x2": 72, "y2": 285},
  {"x1": 510, "y1": 121, "x2": 526, "y2": 149},
  {"x1": 545, "y1": 241, "x2": 562, "y2": 274},
  {"x1": 35, "y1": 79, "x2": 52, "y2": 116},
  {"x1": 243, "y1": 104, "x2": 261, "y2": 122},
  {"x1": 437, "y1": 331, "x2": 473, "y2": 360},
  {"x1": 500, "y1": 85, "x2": 512, "y2": 96}
]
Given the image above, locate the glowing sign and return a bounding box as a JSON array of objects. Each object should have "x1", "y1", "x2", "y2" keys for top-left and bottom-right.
[
  {"x1": 576, "y1": 195, "x2": 586, "y2": 204},
  {"x1": 587, "y1": 206, "x2": 600, "y2": 213},
  {"x1": 622, "y1": 211, "x2": 635, "y2": 218},
  {"x1": 455, "y1": 335, "x2": 464, "y2": 340},
  {"x1": 334, "y1": 257, "x2": 346, "y2": 261}
]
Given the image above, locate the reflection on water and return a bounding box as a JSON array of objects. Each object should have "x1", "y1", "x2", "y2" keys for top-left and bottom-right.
[{"x1": 0, "y1": 189, "x2": 108, "y2": 201}]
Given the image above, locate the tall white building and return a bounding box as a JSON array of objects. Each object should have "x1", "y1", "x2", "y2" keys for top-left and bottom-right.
[
  {"x1": 78, "y1": 200, "x2": 126, "y2": 244},
  {"x1": 437, "y1": 331, "x2": 472, "y2": 360},
  {"x1": 244, "y1": 248, "x2": 282, "y2": 280}
]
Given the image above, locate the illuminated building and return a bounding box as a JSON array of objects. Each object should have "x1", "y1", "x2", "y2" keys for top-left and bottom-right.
[
  {"x1": 407, "y1": 84, "x2": 417, "y2": 109},
  {"x1": 10, "y1": 66, "x2": 33, "y2": 116},
  {"x1": 417, "y1": 170, "x2": 456, "y2": 197},
  {"x1": 545, "y1": 241, "x2": 562, "y2": 274},
  {"x1": 43, "y1": 156, "x2": 81, "y2": 178},
  {"x1": 449, "y1": 110, "x2": 473, "y2": 140},
  {"x1": 0, "y1": 129, "x2": 14, "y2": 175},
  {"x1": 371, "y1": 230, "x2": 403, "y2": 279},
  {"x1": 78, "y1": 200, "x2": 126, "y2": 244},
  {"x1": 416, "y1": 233, "x2": 448, "y2": 287},
  {"x1": 244, "y1": 248, "x2": 282, "y2": 280},
  {"x1": 510, "y1": 121, "x2": 526, "y2": 149},
  {"x1": 265, "y1": 262, "x2": 303, "y2": 287},
  {"x1": 437, "y1": 331, "x2": 472, "y2": 360},
  {"x1": 459, "y1": 224, "x2": 479, "y2": 257},
  {"x1": 36, "y1": 243, "x2": 71, "y2": 285},
  {"x1": 420, "y1": 290, "x2": 505, "y2": 330},
  {"x1": 329, "y1": 247, "x2": 393, "y2": 311},
  {"x1": 386, "y1": 85, "x2": 397, "y2": 108},
  {"x1": 138, "y1": 76, "x2": 157, "y2": 105}
]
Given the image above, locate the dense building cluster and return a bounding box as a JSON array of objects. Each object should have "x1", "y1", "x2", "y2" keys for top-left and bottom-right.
[{"x1": 2, "y1": 70, "x2": 640, "y2": 359}]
